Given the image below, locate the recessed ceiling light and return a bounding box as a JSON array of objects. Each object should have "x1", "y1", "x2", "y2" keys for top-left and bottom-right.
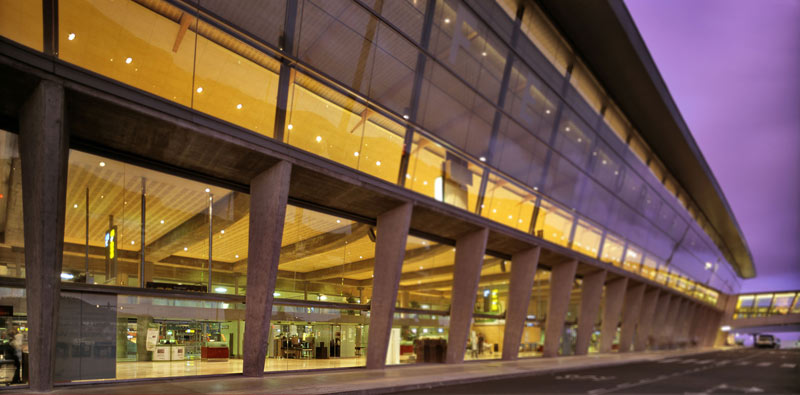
[
  {"x1": 160, "y1": 220, "x2": 165, "y2": 224},
  {"x1": 481, "y1": 52, "x2": 487, "y2": 57},
  {"x1": 183, "y1": 247, "x2": 188, "y2": 251},
  {"x1": 125, "y1": 57, "x2": 132, "y2": 64},
  {"x1": 353, "y1": 152, "x2": 359, "y2": 157},
  {"x1": 444, "y1": 18, "x2": 450, "y2": 23},
  {"x1": 315, "y1": 136, "x2": 322, "y2": 143},
  {"x1": 73, "y1": 204, "x2": 78, "y2": 208},
  {"x1": 403, "y1": 114, "x2": 409, "y2": 120},
  {"x1": 196, "y1": 87, "x2": 203, "y2": 93},
  {"x1": 375, "y1": 161, "x2": 381, "y2": 166},
  {"x1": 220, "y1": 229, "x2": 225, "y2": 234},
  {"x1": 236, "y1": 104, "x2": 242, "y2": 109},
  {"x1": 99, "y1": 161, "x2": 106, "y2": 167},
  {"x1": 235, "y1": 254, "x2": 239, "y2": 258},
  {"x1": 68, "y1": 33, "x2": 76, "y2": 41},
  {"x1": 205, "y1": 188, "x2": 210, "y2": 193},
  {"x1": 287, "y1": 124, "x2": 293, "y2": 130},
  {"x1": 479, "y1": 156, "x2": 486, "y2": 162}
]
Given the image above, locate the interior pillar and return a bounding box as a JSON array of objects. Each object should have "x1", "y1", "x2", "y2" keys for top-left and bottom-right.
[
  {"x1": 599, "y1": 277, "x2": 628, "y2": 353},
  {"x1": 575, "y1": 269, "x2": 606, "y2": 355},
  {"x1": 634, "y1": 288, "x2": 660, "y2": 351},
  {"x1": 501, "y1": 247, "x2": 540, "y2": 360},
  {"x1": 19, "y1": 80, "x2": 68, "y2": 392},
  {"x1": 445, "y1": 228, "x2": 489, "y2": 363},
  {"x1": 618, "y1": 282, "x2": 646, "y2": 352},
  {"x1": 242, "y1": 161, "x2": 291, "y2": 377},
  {"x1": 365, "y1": 202, "x2": 413, "y2": 369},
  {"x1": 542, "y1": 259, "x2": 578, "y2": 357}
]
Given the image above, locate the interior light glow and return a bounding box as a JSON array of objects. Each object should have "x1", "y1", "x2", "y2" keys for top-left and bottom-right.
[
  {"x1": 73, "y1": 204, "x2": 78, "y2": 208},
  {"x1": 235, "y1": 254, "x2": 239, "y2": 258},
  {"x1": 403, "y1": 114, "x2": 409, "y2": 120},
  {"x1": 196, "y1": 87, "x2": 203, "y2": 93},
  {"x1": 236, "y1": 104, "x2": 242, "y2": 110},
  {"x1": 130, "y1": 240, "x2": 135, "y2": 245},
  {"x1": 160, "y1": 220, "x2": 165, "y2": 224},
  {"x1": 353, "y1": 151, "x2": 359, "y2": 157},
  {"x1": 205, "y1": 188, "x2": 211, "y2": 193},
  {"x1": 214, "y1": 287, "x2": 228, "y2": 293},
  {"x1": 479, "y1": 156, "x2": 486, "y2": 162},
  {"x1": 68, "y1": 33, "x2": 76, "y2": 41},
  {"x1": 444, "y1": 18, "x2": 450, "y2": 23},
  {"x1": 125, "y1": 57, "x2": 132, "y2": 64},
  {"x1": 273, "y1": 292, "x2": 280, "y2": 297},
  {"x1": 720, "y1": 325, "x2": 731, "y2": 332},
  {"x1": 60, "y1": 272, "x2": 74, "y2": 280},
  {"x1": 434, "y1": 177, "x2": 443, "y2": 201},
  {"x1": 375, "y1": 161, "x2": 381, "y2": 166},
  {"x1": 99, "y1": 161, "x2": 106, "y2": 167},
  {"x1": 315, "y1": 136, "x2": 322, "y2": 143},
  {"x1": 319, "y1": 295, "x2": 327, "y2": 301},
  {"x1": 287, "y1": 124, "x2": 293, "y2": 130},
  {"x1": 183, "y1": 247, "x2": 188, "y2": 251},
  {"x1": 545, "y1": 109, "x2": 551, "y2": 114},
  {"x1": 220, "y1": 229, "x2": 225, "y2": 234}
]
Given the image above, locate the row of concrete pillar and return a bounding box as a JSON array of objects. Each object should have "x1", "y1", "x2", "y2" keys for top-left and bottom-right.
[{"x1": 18, "y1": 82, "x2": 723, "y2": 391}]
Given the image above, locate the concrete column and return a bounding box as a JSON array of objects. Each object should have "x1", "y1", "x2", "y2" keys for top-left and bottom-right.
[
  {"x1": 501, "y1": 247, "x2": 540, "y2": 360},
  {"x1": 681, "y1": 303, "x2": 698, "y2": 346},
  {"x1": 575, "y1": 270, "x2": 606, "y2": 355},
  {"x1": 366, "y1": 203, "x2": 413, "y2": 369},
  {"x1": 663, "y1": 297, "x2": 684, "y2": 348},
  {"x1": 618, "y1": 282, "x2": 646, "y2": 352},
  {"x1": 692, "y1": 306, "x2": 711, "y2": 346},
  {"x1": 675, "y1": 299, "x2": 691, "y2": 345},
  {"x1": 543, "y1": 259, "x2": 578, "y2": 357},
  {"x1": 704, "y1": 310, "x2": 722, "y2": 347},
  {"x1": 19, "y1": 80, "x2": 68, "y2": 392},
  {"x1": 599, "y1": 277, "x2": 628, "y2": 353},
  {"x1": 634, "y1": 288, "x2": 660, "y2": 351},
  {"x1": 653, "y1": 293, "x2": 673, "y2": 349},
  {"x1": 445, "y1": 228, "x2": 489, "y2": 363},
  {"x1": 242, "y1": 161, "x2": 291, "y2": 377}
]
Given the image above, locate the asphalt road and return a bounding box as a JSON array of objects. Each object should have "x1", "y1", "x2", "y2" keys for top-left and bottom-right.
[{"x1": 392, "y1": 348, "x2": 800, "y2": 394}]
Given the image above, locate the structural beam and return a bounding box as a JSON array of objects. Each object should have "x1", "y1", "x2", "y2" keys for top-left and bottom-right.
[
  {"x1": 618, "y1": 282, "x2": 646, "y2": 352},
  {"x1": 599, "y1": 277, "x2": 628, "y2": 353},
  {"x1": 634, "y1": 287, "x2": 660, "y2": 351},
  {"x1": 366, "y1": 202, "x2": 413, "y2": 369},
  {"x1": 19, "y1": 80, "x2": 68, "y2": 392},
  {"x1": 242, "y1": 161, "x2": 291, "y2": 376},
  {"x1": 543, "y1": 259, "x2": 578, "y2": 357},
  {"x1": 445, "y1": 228, "x2": 489, "y2": 363},
  {"x1": 662, "y1": 296, "x2": 684, "y2": 349},
  {"x1": 501, "y1": 246, "x2": 540, "y2": 360},
  {"x1": 575, "y1": 269, "x2": 606, "y2": 355}
]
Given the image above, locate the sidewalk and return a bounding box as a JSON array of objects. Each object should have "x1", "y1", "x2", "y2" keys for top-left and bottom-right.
[{"x1": 34, "y1": 348, "x2": 716, "y2": 395}]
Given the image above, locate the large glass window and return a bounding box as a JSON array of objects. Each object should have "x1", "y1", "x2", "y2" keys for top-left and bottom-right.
[
  {"x1": 406, "y1": 134, "x2": 483, "y2": 211},
  {"x1": 389, "y1": 312, "x2": 449, "y2": 365},
  {"x1": 571, "y1": 220, "x2": 601, "y2": 258},
  {"x1": 0, "y1": 0, "x2": 43, "y2": 51},
  {"x1": 519, "y1": 270, "x2": 549, "y2": 358},
  {"x1": 285, "y1": 73, "x2": 406, "y2": 184},
  {"x1": 481, "y1": 173, "x2": 535, "y2": 232},
  {"x1": 534, "y1": 199, "x2": 573, "y2": 248},
  {"x1": 622, "y1": 245, "x2": 643, "y2": 274},
  {"x1": 275, "y1": 206, "x2": 376, "y2": 303},
  {"x1": 0, "y1": 131, "x2": 24, "y2": 279},
  {"x1": 518, "y1": 3, "x2": 571, "y2": 76},
  {"x1": 599, "y1": 233, "x2": 624, "y2": 268},
  {"x1": 0, "y1": 287, "x2": 27, "y2": 387},
  {"x1": 468, "y1": 256, "x2": 510, "y2": 360}
]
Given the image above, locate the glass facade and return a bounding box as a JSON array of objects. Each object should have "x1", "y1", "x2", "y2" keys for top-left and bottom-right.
[
  {"x1": 733, "y1": 292, "x2": 800, "y2": 319},
  {"x1": 0, "y1": 0, "x2": 746, "y2": 386}
]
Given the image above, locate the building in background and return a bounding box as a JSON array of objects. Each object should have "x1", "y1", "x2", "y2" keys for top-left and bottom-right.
[{"x1": 0, "y1": 0, "x2": 759, "y2": 391}]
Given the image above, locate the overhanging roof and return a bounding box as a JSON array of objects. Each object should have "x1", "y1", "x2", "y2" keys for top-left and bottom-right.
[{"x1": 536, "y1": 0, "x2": 755, "y2": 278}]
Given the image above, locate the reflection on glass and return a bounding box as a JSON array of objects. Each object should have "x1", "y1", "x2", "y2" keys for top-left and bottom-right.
[
  {"x1": 389, "y1": 313, "x2": 449, "y2": 365},
  {"x1": 276, "y1": 206, "x2": 375, "y2": 303},
  {"x1": 469, "y1": 256, "x2": 510, "y2": 360},
  {"x1": 571, "y1": 220, "x2": 601, "y2": 258},
  {"x1": 622, "y1": 245, "x2": 643, "y2": 274},
  {"x1": 268, "y1": 305, "x2": 369, "y2": 370},
  {"x1": 0, "y1": 131, "x2": 24, "y2": 278},
  {"x1": 0, "y1": 0, "x2": 43, "y2": 51},
  {"x1": 59, "y1": 0, "x2": 196, "y2": 106},
  {"x1": 600, "y1": 234, "x2": 624, "y2": 268},
  {"x1": 0, "y1": 287, "x2": 27, "y2": 386},
  {"x1": 56, "y1": 293, "x2": 244, "y2": 382},
  {"x1": 286, "y1": 73, "x2": 406, "y2": 184},
  {"x1": 482, "y1": 174, "x2": 535, "y2": 232},
  {"x1": 406, "y1": 135, "x2": 482, "y2": 210},
  {"x1": 519, "y1": 270, "x2": 549, "y2": 358},
  {"x1": 534, "y1": 199, "x2": 573, "y2": 247},
  {"x1": 640, "y1": 256, "x2": 658, "y2": 280}
]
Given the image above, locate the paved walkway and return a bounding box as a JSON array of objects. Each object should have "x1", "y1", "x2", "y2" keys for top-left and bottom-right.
[{"x1": 29, "y1": 348, "x2": 716, "y2": 395}]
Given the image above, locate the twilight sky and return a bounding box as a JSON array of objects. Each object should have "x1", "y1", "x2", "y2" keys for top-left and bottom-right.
[{"x1": 625, "y1": 0, "x2": 800, "y2": 293}]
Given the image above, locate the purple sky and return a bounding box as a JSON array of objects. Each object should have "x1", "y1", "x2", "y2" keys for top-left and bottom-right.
[{"x1": 625, "y1": 0, "x2": 800, "y2": 293}]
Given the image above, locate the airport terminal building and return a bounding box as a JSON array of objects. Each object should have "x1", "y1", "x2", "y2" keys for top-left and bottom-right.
[{"x1": 0, "y1": 0, "x2": 756, "y2": 390}]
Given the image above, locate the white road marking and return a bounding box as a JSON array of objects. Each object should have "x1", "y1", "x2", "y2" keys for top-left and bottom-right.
[
  {"x1": 716, "y1": 360, "x2": 731, "y2": 366},
  {"x1": 681, "y1": 358, "x2": 698, "y2": 364},
  {"x1": 659, "y1": 358, "x2": 680, "y2": 363},
  {"x1": 756, "y1": 362, "x2": 771, "y2": 367},
  {"x1": 736, "y1": 361, "x2": 751, "y2": 366},
  {"x1": 695, "y1": 360, "x2": 713, "y2": 365},
  {"x1": 555, "y1": 374, "x2": 616, "y2": 382},
  {"x1": 780, "y1": 363, "x2": 796, "y2": 368}
]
